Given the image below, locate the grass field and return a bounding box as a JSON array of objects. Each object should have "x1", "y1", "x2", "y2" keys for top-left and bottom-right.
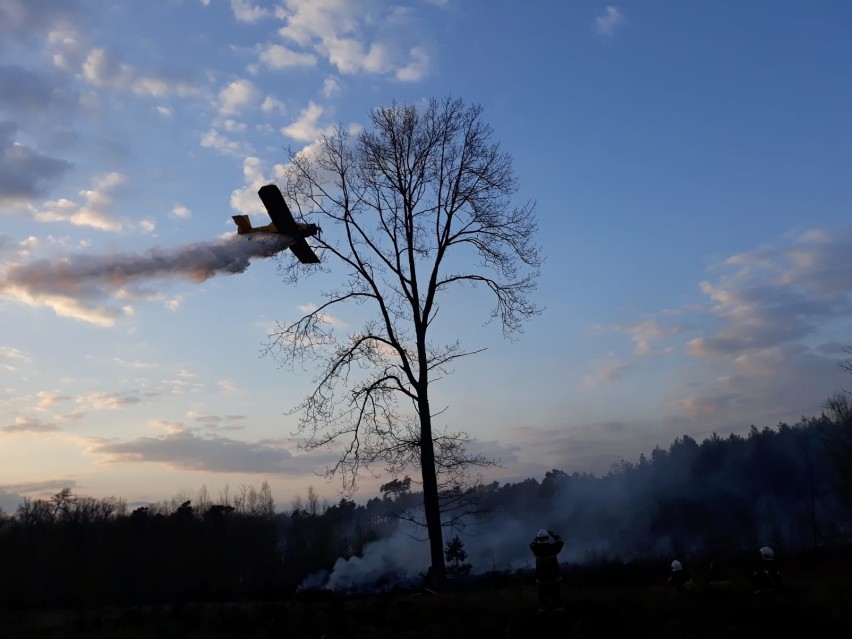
[{"x1": 1, "y1": 559, "x2": 849, "y2": 638}]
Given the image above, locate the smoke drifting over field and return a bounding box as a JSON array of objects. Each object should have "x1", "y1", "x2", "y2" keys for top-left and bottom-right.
[
  {"x1": 301, "y1": 418, "x2": 848, "y2": 592},
  {"x1": 0, "y1": 234, "x2": 290, "y2": 325}
]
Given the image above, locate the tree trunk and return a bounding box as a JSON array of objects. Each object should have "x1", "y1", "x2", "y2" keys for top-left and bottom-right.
[{"x1": 418, "y1": 395, "x2": 446, "y2": 586}]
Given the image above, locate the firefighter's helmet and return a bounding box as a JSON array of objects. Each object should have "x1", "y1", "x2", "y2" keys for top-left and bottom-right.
[
  {"x1": 760, "y1": 546, "x2": 774, "y2": 560},
  {"x1": 671, "y1": 560, "x2": 683, "y2": 572}
]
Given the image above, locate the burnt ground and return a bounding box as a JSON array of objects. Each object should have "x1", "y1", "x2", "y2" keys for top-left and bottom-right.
[{"x1": 1, "y1": 558, "x2": 849, "y2": 638}]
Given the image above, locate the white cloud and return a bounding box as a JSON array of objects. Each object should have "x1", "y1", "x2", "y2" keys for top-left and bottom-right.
[
  {"x1": 321, "y1": 76, "x2": 341, "y2": 98},
  {"x1": 261, "y1": 96, "x2": 286, "y2": 113},
  {"x1": 229, "y1": 156, "x2": 272, "y2": 214},
  {"x1": 0, "y1": 345, "x2": 29, "y2": 371},
  {"x1": 200, "y1": 128, "x2": 252, "y2": 157},
  {"x1": 171, "y1": 204, "x2": 191, "y2": 218},
  {"x1": 230, "y1": 0, "x2": 272, "y2": 23},
  {"x1": 217, "y1": 78, "x2": 260, "y2": 116},
  {"x1": 281, "y1": 101, "x2": 326, "y2": 142},
  {"x1": 82, "y1": 48, "x2": 197, "y2": 97},
  {"x1": 32, "y1": 172, "x2": 129, "y2": 232},
  {"x1": 274, "y1": 0, "x2": 433, "y2": 80},
  {"x1": 221, "y1": 118, "x2": 247, "y2": 133},
  {"x1": 596, "y1": 6, "x2": 624, "y2": 36},
  {"x1": 395, "y1": 46, "x2": 430, "y2": 82},
  {"x1": 258, "y1": 43, "x2": 317, "y2": 69},
  {"x1": 155, "y1": 105, "x2": 172, "y2": 117}
]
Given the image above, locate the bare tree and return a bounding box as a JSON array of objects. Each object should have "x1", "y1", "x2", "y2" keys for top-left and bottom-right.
[{"x1": 267, "y1": 97, "x2": 541, "y2": 582}]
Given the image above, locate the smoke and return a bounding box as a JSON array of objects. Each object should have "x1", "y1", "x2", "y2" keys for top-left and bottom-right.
[
  {"x1": 0, "y1": 234, "x2": 290, "y2": 326},
  {"x1": 301, "y1": 476, "x2": 676, "y2": 592}
]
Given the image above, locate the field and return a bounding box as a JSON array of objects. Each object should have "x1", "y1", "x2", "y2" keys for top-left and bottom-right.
[{"x1": 1, "y1": 557, "x2": 849, "y2": 638}]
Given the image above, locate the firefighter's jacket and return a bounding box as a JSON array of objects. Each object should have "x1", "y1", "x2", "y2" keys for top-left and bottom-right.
[
  {"x1": 529, "y1": 537, "x2": 565, "y2": 584},
  {"x1": 751, "y1": 559, "x2": 781, "y2": 593}
]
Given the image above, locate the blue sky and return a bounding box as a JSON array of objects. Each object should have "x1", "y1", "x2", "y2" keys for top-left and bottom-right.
[{"x1": 1, "y1": 0, "x2": 851, "y2": 511}]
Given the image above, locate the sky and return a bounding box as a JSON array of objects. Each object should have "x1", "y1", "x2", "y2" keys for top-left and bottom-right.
[{"x1": 1, "y1": 0, "x2": 851, "y2": 513}]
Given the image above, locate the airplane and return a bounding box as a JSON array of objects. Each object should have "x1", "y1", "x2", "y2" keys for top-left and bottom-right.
[{"x1": 232, "y1": 184, "x2": 321, "y2": 264}]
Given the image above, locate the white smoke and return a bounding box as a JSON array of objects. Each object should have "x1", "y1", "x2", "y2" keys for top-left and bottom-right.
[{"x1": 0, "y1": 234, "x2": 290, "y2": 326}]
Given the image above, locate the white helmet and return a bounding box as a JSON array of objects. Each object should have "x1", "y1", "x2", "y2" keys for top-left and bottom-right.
[
  {"x1": 536, "y1": 528, "x2": 549, "y2": 540},
  {"x1": 671, "y1": 560, "x2": 683, "y2": 572},
  {"x1": 760, "y1": 546, "x2": 774, "y2": 560}
]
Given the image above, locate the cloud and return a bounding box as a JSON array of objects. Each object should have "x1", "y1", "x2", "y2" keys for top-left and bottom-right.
[
  {"x1": 0, "y1": 480, "x2": 75, "y2": 511},
  {"x1": 649, "y1": 227, "x2": 852, "y2": 430},
  {"x1": 685, "y1": 228, "x2": 852, "y2": 359},
  {"x1": 82, "y1": 48, "x2": 197, "y2": 97},
  {"x1": 672, "y1": 343, "x2": 844, "y2": 427},
  {"x1": 217, "y1": 78, "x2": 260, "y2": 116},
  {"x1": 582, "y1": 353, "x2": 631, "y2": 388},
  {"x1": 31, "y1": 172, "x2": 143, "y2": 231},
  {"x1": 281, "y1": 101, "x2": 326, "y2": 142},
  {"x1": 0, "y1": 120, "x2": 72, "y2": 205},
  {"x1": 217, "y1": 379, "x2": 240, "y2": 394},
  {"x1": 88, "y1": 426, "x2": 329, "y2": 474},
  {"x1": 609, "y1": 317, "x2": 692, "y2": 356},
  {"x1": 596, "y1": 6, "x2": 624, "y2": 36},
  {"x1": 257, "y1": 43, "x2": 317, "y2": 69},
  {"x1": 261, "y1": 96, "x2": 286, "y2": 113},
  {"x1": 0, "y1": 234, "x2": 294, "y2": 326},
  {"x1": 395, "y1": 46, "x2": 430, "y2": 82},
  {"x1": 0, "y1": 64, "x2": 77, "y2": 115},
  {"x1": 273, "y1": 0, "x2": 433, "y2": 80},
  {"x1": 74, "y1": 390, "x2": 148, "y2": 411},
  {"x1": 506, "y1": 421, "x2": 638, "y2": 476},
  {"x1": 2, "y1": 416, "x2": 61, "y2": 434},
  {"x1": 0, "y1": 0, "x2": 85, "y2": 46},
  {"x1": 171, "y1": 204, "x2": 191, "y2": 218},
  {"x1": 200, "y1": 128, "x2": 253, "y2": 157},
  {"x1": 321, "y1": 76, "x2": 341, "y2": 98},
  {"x1": 0, "y1": 345, "x2": 29, "y2": 371},
  {"x1": 230, "y1": 0, "x2": 272, "y2": 23},
  {"x1": 229, "y1": 156, "x2": 289, "y2": 214}
]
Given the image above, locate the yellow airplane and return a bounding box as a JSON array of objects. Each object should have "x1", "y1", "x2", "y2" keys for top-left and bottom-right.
[{"x1": 232, "y1": 184, "x2": 320, "y2": 264}]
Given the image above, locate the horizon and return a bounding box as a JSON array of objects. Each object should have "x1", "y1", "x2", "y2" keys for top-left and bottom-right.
[{"x1": 2, "y1": 1, "x2": 851, "y2": 511}]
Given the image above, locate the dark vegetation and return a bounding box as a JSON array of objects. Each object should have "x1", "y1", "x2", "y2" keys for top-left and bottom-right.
[{"x1": 1, "y1": 403, "x2": 850, "y2": 636}]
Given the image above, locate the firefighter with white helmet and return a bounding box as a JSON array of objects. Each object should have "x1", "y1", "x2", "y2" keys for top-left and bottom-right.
[
  {"x1": 752, "y1": 546, "x2": 781, "y2": 595},
  {"x1": 529, "y1": 528, "x2": 565, "y2": 612},
  {"x1": 667, "y1": 559, "x2": 695, "y2": 593}
]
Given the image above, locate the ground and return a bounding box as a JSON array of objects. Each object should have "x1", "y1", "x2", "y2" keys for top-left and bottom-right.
[{"x1": 1, "y1": 557, "x2": 849, "y2": 638}]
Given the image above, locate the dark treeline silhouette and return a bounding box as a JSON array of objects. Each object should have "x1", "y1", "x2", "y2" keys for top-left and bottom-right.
[{"x1": 1, "y1": 409, "x2": 851, "y2": 607}]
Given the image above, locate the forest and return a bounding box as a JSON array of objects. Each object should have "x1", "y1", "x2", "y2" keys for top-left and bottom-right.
[{"x1": 1, "y1": 403, "x2": 850, "y2": 611}]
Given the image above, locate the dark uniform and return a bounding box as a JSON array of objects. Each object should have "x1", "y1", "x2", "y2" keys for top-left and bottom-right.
[
  {"x1": 668, "y1": 561, "x2": 696, "y2": 594},
  {"x1": 529, "y1": 531, "x2": 565, "y2": 612},
  {"x1": 751, "y1": 552, "x2": 781, "y2": 595}
]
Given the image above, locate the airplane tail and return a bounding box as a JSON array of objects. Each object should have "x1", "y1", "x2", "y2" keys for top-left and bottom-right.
[{"x1": 232, "y1": 215, "x2": 252, "y2": 234}]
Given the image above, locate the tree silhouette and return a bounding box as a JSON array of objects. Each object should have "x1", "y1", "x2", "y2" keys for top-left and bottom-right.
[{"x1": 267, "y1": 96, "x2": 541, "y2": 582}]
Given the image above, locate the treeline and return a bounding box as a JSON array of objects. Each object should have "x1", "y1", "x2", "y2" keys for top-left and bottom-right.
[
  {"x1": 1, "y1": 405, "x2": 851, "y2": 606},
  {"x1": 464, "y1": 414, "x2": 852, "y2": 569},
  {"x1": 0, "y1": 480, "x2": 420, "y2": 608}
]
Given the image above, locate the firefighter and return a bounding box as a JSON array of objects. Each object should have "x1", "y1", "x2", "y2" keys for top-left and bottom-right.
[
  {"x1": 751, "y1": 546, "x2": 781, "y2": 595},
  {"x1": 667, "y1": 560, "x2": 695, "y2": 593},
  {"x1": 529, "y1": 528, "x2": 565, "y2": 612}
]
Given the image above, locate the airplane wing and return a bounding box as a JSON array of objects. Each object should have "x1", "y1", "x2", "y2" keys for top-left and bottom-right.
[
  {"x1": 289, "y1": 238, "x2": 320, "y2": 264},
  {"x1": 258, "y1": 184, "x2": 298, "y2": 234}
]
